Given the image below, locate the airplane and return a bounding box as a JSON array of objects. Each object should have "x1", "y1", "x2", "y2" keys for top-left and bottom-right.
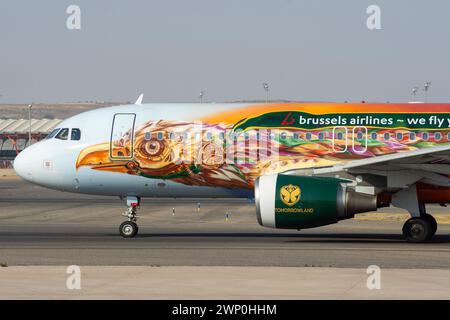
[{"x1": 13, "y1": 95, "x2": 450, "y2": 242}]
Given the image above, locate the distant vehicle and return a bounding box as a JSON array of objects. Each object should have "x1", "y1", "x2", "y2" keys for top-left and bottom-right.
[{"x1": 14, "y1": 97, "x2": 450, "y2": 242}]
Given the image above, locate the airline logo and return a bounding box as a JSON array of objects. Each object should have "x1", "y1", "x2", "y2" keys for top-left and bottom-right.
[
  {"x1": 281, "y1": 112, "x2": 295, "y2": 126},
  {"x1": 280, "y1": 184, "x2": 301, "y2": 206}
]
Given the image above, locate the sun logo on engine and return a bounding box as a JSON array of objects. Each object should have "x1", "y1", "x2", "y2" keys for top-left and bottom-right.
[{"x1": 280, "y1": 184, "x2": 301, "y2": 206}]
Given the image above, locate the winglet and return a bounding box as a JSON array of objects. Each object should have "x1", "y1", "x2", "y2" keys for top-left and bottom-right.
[{"x1": 135, "y1": 93, "x2": 144, "y2": 105}]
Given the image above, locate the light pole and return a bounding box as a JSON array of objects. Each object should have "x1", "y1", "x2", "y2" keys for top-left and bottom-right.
[
  {"x1": 262, "y1": 82, "x2": 270, "y2": 103},
  {"x1": 424, "y1": 82, "x2": 431, "y2": 103},
  {"x1": 28, "y1": 104, "x2": 32, "y2": 147},
  {"x1": 199, "y1": 90, "x2": 205, "y2": 103},
  {"x1": 411, "y1": 87, "x2": 419, "y2": 102}
]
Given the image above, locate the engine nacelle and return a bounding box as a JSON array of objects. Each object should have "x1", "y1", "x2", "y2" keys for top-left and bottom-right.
[{"x1": 255, "y1": 174, "x2": 377, "y2": 229}]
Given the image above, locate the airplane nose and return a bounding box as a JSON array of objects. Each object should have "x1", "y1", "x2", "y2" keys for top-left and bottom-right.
[
  {"x1": 13, "y1": 141, "x2": 76, "y2": 191},
  {"x1": 13, "y1": 148, "x2": 34, "y2": 181}
]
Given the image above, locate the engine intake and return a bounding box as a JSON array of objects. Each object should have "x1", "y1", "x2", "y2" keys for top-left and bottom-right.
[{"x1": 255, "y1": 174, "x2": 377, "y2": 229}]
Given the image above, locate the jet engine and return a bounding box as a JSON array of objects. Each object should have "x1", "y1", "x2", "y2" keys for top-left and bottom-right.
[{"x1": 255, "y1": 174, "x2": 377, "y2": 229}]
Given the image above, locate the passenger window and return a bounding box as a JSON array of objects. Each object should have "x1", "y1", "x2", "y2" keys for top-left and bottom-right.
[
  {"x1": 435, "y1": 132, "x2": 442, "y2": 141},
  {"x1": 280, "y1": 132, "x2": 287, "y2": 140},
  {"x1": 144, "y1": 132, "x2": 152, "y2": 141},
  {"x1": 410, "y1": 132, "x2": 416, "y2": 140},
  {"x1": 55, "y1": 128, "x2": 69, "y2": 140},
  {"x1": 371, "y1": 132, "x2": 377, "y2": 140},
  {"x1": 422, "y1": 132, "x2": 429, "y2": 141},
  {"x1": 157, "y1": 132, "x2": 164, "y2": 141},
  {"x1": 71, "y1": 128, "x2": 81, "y2": 141},
  {"x1": 46, "y1": 128, "x2": 60, "y2": 139},
  {"x1": 293, "y1": 133, "x2": 299, "y2": 140},
  {"x1": 396, "y1": 132, "x2": 403, "y2": 141},
  {"x1": 306, "y1": 133, "x2": 312, "y2": 140},
  {"x1": 383, "y1": 133, "x2": 390, "y2": 140},
  {"x1": 318, "y1": 132, "x2": 324, "y2": 140}
]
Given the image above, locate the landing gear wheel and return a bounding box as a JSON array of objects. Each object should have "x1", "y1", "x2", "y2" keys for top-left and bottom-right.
[
  {"x1": 119, "y1": 221, "x2": 139, "y2": 238},
  {"x1": 422, "y1": 213, "x2": 437, "y2": 236},
  {"x1": 402, "y1": 217, "x2": 433, "y2": 243}
]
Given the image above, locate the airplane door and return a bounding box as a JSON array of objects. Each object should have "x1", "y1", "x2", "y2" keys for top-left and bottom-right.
[{"x1": 110, "y1": 113, "x2": 136, "y2": 159}]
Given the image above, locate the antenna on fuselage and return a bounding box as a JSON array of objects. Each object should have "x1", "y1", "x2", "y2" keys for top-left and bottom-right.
[{"x1": 135, "y1": 93, "x2": 144, "y2": 105}]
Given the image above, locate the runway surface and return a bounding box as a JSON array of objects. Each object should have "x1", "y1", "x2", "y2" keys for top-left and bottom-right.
[{"x1": 2, "y1": 176, "x2": 450, "y2": 268}]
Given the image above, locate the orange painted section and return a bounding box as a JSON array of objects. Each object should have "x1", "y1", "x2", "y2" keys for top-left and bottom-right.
[
  {"x1": 379, "y1": 184, "x2": 450, "y2": 204},
  {"x1": 417, "y1": 183, "x2": 450, "y2": 204}
]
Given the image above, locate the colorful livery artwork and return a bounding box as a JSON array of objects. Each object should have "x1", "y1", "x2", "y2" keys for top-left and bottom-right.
[{"x1": 76, "y1": 103, "x2": 450, "y2": 189}]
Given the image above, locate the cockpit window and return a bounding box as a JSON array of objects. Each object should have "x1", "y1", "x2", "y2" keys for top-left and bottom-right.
[
  {"x1": 55, "y1": 128, "x2": 69, "y2": 140},
  {"x1": 46, "y1": 128, "x2": 60, "y2": 139},
  {"x1": 71, "y1": 128, "x2": 81, "y2": 141}
]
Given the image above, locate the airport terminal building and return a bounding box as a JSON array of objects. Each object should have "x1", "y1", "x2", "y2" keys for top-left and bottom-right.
[{"x1": 0, "y1": 118, "x2": 61, "y2": 167}]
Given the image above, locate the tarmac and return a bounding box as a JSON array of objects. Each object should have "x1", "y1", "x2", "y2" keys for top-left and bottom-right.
[
  {"x1": 2, "y1": 266, "x2": 450, "y2": 299},
  {"x1": 2, "y1": 171, "x2": 450, "y2": 299}
]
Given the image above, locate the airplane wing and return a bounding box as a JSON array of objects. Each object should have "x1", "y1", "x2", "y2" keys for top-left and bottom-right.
[{"x1": 311, "y1": 144, "x2": 450, "y2": 188}]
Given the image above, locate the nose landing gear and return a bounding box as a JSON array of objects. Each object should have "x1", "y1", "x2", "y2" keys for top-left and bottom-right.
[{"x1": 119, "y1": 196, "x2": 140, "y2": 238}]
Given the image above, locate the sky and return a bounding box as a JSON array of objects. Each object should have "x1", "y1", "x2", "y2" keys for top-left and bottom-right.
[{"x1": 0, "y1": 0, "x2": 449, "y2": 104}]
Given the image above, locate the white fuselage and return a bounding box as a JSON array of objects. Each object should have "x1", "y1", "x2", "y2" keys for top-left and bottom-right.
[{"x1": 13, "y1": 103, "x2": 254, "y2": 199}]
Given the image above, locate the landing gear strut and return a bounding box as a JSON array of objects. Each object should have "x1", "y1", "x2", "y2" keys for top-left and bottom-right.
[{"x1": 119, "y1": 196, "x2": 140, "y2": 238}]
